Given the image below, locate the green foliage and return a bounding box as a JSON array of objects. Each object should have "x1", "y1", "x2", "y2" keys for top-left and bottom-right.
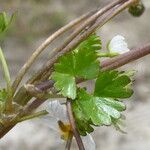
[
  {"x1": 72, "y1": 88, "x2": 126, "y2": 135},
  {"x1": 0, "y1": 12, "x2": 14, "y2": 34},
  {"x1": 52, "y1": 34, "x2": 101, "y2": 99},
  {"x1": 51, "y1": 33, "x2": 134, "y2": 135},
  {"x1": 128, "y1": 1, "x2": 145, "y2": 17},
  {"x1": 52, "y1": 73, "x2": 76, "y2": 99},
  {"x1": 94, "y1": 71, "x2": 133, "y2": 98},
  {"x1": 0, "y1": 47, "x2": 11, "y2": 93},
  {"x1": 0, "y1": 89, "x2": 8, "y2": 102},
  {"x1": 0, "y1": 89, "x2": 8, "y2": 113},
  {"x1": 111, "y1": 115, "x2": 126, "y2": 133}
]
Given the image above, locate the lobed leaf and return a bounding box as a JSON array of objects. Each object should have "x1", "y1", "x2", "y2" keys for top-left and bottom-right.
[
  {"x1": 72, "y1": 89, "x2": 126, "y2": 135},
  {"x1": 94, "y1": 70, "x2": 133, "y2": 98},
  {"x1": 52, "y1": 72, "x2": 76, "y2": 99},
  {"x1": 52, "y1": 34, "x2": 101, "y2": 99}
]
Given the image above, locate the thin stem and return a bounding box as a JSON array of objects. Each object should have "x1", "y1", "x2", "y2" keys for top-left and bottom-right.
[
  {"x1": 0, "y1": 47, "x2": 11, "y2": 91},
  {"x1": 14, "y1": 80, "x2": 54, "y2": 105},
  {"x1": 28, "y1": 0, "x2": 125, "y2": 84},
  {"x1": 0, "y1": 42, "x2": 150, "y2": 139},
  {"x1": 66, "y1": 99, "x2": 85, "y2": 150},
  {"x1": 14, "y1": 0, "x2": 133, "y2": 107},
  {"x1": 26, "y1": 43, "x2": 150, "y2": 112},
  {"x1": 28, "y1": 0, "x2": 135, "y2": 84},
  {"x1": 17, "y1": 110, "x2": 48, "y2": 123},
  {"x1": 0, "y1": 47, "x2": 12, "y2": 112},
  {"x1": 24, "y1": 83, "x2": 63, "y2": 99},
  {"x1": 11, "y1": 10, "x2": 95, "y2": 95},
  {"x1": 0, "y1": 0, "x2": 148, "y2": 140},
  {"x1": 97, "y1": 52, "x2": 118, "y2": 57},
  {"x1": 101, "y1": 43, "x2": 150, "y2": 70},
  {"x1": 0, "y1": 125, "x2": 14, "y2": 139},
  {"x1": 65, "y1": 132, "x2": 73, "y2": 150},
  {"x1": 53, "y1": 0, "x2": 121, "y2": 54}
]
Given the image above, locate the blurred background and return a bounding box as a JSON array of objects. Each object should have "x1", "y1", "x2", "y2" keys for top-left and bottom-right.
[{"x1": 0, "y1": 0, "x2": 150, "y2": 149}]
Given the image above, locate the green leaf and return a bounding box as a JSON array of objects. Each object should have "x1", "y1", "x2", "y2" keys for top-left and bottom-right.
[
  {"x1": 72, "y1": 89, "x2": 126, "y2": 134},
  {"x1": 0, "y1": 12, "x2": 14, "y2": 34},
  {"x1": 111, "y1": 115, "x2": 126, "y2": 133},
  {"x1": 0, "y1": 89, "x2": 8, "y2": 113},
  {"x1": 94, "y1": 70, "x2": 133, "y2": 98},
  {"x1": 72, "y1": 100, "x2": 94, "y2": 135},
  {"x1": 0, "y1": 89, "x2": 8, "y2": 102},
  {"x1": 52, "y1": 72, "x2": 76, "y2": 99},
  {"x1": 52, "y1": 34, "x2": 101, "y2": 99},
  {"x1": 0, "y1": 47, "x2": 11, "y2": 90}
]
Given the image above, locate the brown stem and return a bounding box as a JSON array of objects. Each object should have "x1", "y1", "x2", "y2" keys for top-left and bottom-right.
[
  {"x1": 65, "y1": 132, "x2": 73, "y2": 150},
  {"x1": 11, "y1": 10, "x2": 95, "y2": 95},
  {"x1": 66, "y1": 99, "x2": 85, "y2": 150},
  {"x1": 101, "y1": 43, "x2": 150, "y2": 70},
  {"x1": 23, "y1": 43, "x2": 150, "y2": 113},
  {"x1": 0, "y1": 43, "x2": 150, "y2": 139},
  {"x1": 28, "y1": 0, "x2": 124, "y2": 84},
  {"x1": 0, "y1": 0, "x2": 148, "y2": 140},
  {"x1": 13, "y1": 0, "x2": 127, "y2": 107},
  {"x1": 0, "y1": 125, "x2": 14, "y2": 139}
]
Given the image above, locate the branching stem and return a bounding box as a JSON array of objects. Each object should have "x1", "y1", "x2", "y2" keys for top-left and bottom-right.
[
  {"x1": 11, "y1": 10, "x2": 95, "y2": 95},
  {"x1": 0, "y1": 0, "x2": 149, "y2": 143},
  {"x1": 28, "y1": 0, "x2": 129, "y2": 83}
]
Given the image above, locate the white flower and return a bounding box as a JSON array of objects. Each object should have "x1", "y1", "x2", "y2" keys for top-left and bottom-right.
[
  {"x1": 42, "y1": 100, "x2": 96, "y2": 150},
  {"x1": 108, "y1": 35, "x2": 130, "y2": 54}
]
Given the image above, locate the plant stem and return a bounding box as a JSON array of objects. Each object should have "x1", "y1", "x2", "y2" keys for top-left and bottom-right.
[
  {"x1": 97, "y1": 52, "x2": 118, "y2": 57},
  {"x1": 11, "y1": 10, "x2": 95, "y2": 95},
  {"x1": 0, "y1": 48, "x2": 11, "y2": 91},
  {"x1": 101, "y1": 43, "x2": 150, "y2": 70},
  {"x1": 66, "y1": 99, "x2": 85, "y2": 150},
  {"x1": 17, "y1": 110, "x2": 48, "y2": 123},
  {"x1": 0, "y1": 47, "x2": 12, "y2": 112},
  {"x1": 28, "y1": 0, "x2": 135, "y2": 84},
  {"x1": 0, "y1": 0, "x2": 148, "y2": 140},
  {"x1": 26, "y1": 43, "x2": 150, "y2": 113},
  {"x1": 65, "y1": 132, "x2": 73, "y2": 150},
  {"x1": 13, "y1": 0, "x2": 134, "y2": 107},
  {"x1": 0, "y1": 42, "x2": 150, "y2": 140},
  {"x1": 27, "y1": 0, "x2": 126, "y2": 84}
]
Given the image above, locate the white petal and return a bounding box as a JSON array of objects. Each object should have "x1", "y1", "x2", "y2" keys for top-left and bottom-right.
[
  {"x1": 41, "y1": 116, "x2": 59, "y2": 132},
  {"x1": 46, "y1": 100, "x2": 68, "y2": 122},
  {"x1": 82, "y1": 134, "x2": 96, "y2": 150},
  {"x1": 108, "y1": 35, "x2": 130, "y2": 54}
]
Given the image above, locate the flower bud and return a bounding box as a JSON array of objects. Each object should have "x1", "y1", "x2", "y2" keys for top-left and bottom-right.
[{"x1": 108, "y1": 35, "x2": 129, "y2": 54}]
